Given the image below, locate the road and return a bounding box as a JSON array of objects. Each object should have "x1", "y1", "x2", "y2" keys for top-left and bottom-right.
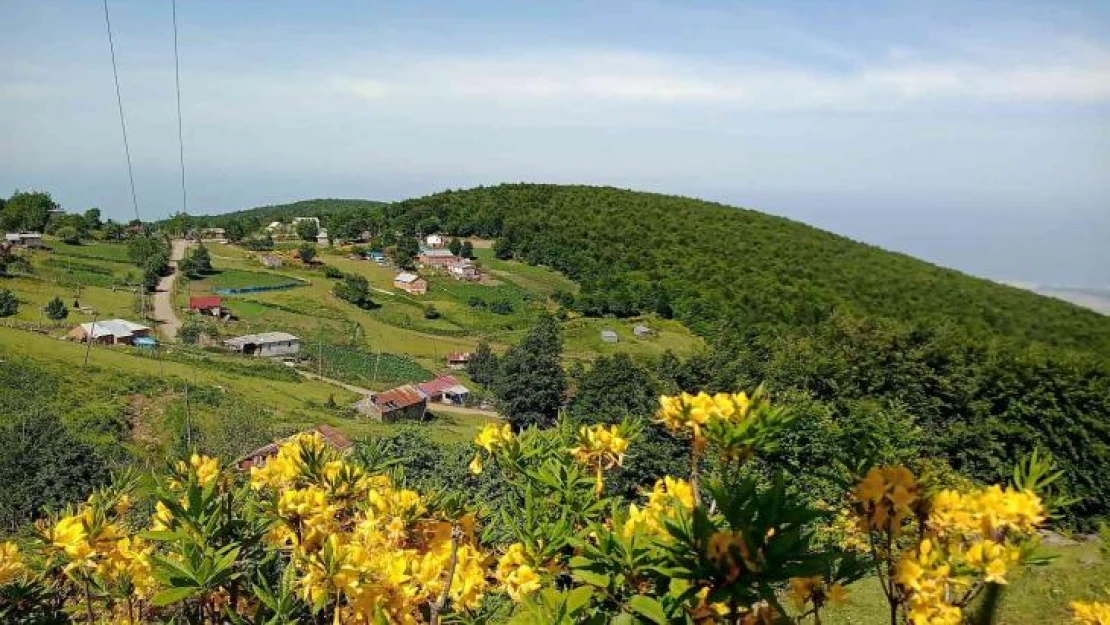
[
  {"x1": 296, "y1": 369, "x2": 501, "y2": 419},
  {"x1": 153, "y1": 239, "x2": 188, "y2": 342}
]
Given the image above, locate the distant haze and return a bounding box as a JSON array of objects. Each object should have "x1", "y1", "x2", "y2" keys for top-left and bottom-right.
[{"x1": 2, "y1": 0, "x2": 1107, "y2": 287}]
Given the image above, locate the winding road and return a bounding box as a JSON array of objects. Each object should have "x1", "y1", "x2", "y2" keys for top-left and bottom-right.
[{"x1": 153, "y1": 239, "x2": 188, "y2": 342}]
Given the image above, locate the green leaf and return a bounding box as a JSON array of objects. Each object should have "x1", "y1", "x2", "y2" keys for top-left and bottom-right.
[
  {"x1": 139, "y1": 530, "x2": 190, "y2": 542},
  {"x1": 151, "y1": 586, "x2": 199, "y2": 606},
  {"x1": 572, "y1": 570, "x2": 611, "y2": 589},
  {"x1": 611, "y1": 612, "x2": 635, "y2": 625},
  {"x1": 628, "y1": 595, "x2": 668, "y2": 624},
  {"x1": 564, "y1": 585, "x2": 595, "y2": 614}
]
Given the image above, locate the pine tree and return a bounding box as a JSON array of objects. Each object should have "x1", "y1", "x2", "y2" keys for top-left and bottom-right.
[
  {"x1": 44, "y1": 296, "x2": 68, "y2": 321},
  {"x1": 467, "y1": 339, "x2": 498, "y2": 386},
  {"x1": 449, "y1": 238, "x2": 462, "y2": 256},
  {"x1": 0, "y1": 289, "x2": 18, "y2": 317},
  {"x1": 493, "y1": 315, "x2": 566, "y2": 430}
]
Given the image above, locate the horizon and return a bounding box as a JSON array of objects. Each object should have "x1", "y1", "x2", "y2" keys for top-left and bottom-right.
[{"x1": 2, "y1": 0, "x2": 1108, "y2": 287}]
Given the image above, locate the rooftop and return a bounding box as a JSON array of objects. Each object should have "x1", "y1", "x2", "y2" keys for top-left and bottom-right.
[
  {"x1": 420, "y1": 249, "x2": 456, "y2": 258},
  {"x1": 394, "y1": 272, "x2": 422, "y2": 283},
  {"x1": 79, "y1": 318, "x2": 150, "y2": 339},
  {"x1": 372, "y1": 384, "x2": 426, "y2": 411},
  {"x1": 224, "y1": 331, "x2": 299, "y2": 348},
  {"x1": 418, "y1": 375, "x2": 470, "y2": 397}
]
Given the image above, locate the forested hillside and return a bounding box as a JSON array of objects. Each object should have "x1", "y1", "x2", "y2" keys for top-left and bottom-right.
[
  {"x1": 388, "y1": 184, "x2": 1110, "y2": 525},
  {"x1": 391, "y1": 184, "x2": 1110, "y2": 354}
]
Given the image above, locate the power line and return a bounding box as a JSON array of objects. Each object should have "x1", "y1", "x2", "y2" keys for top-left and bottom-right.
[
  {"x1": 102, "y1": 0, "x2": 140, "y2": 222},
  {"x1": 171, "y1": 0, "x2": 188, "y2": 216}
]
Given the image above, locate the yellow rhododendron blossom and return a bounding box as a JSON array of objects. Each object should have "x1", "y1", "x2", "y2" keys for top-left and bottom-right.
[
  {"x1": 496, "y1": 542, "x2": 542, "y2": 602},
  {"x1": 623, "y1": 476, "x2": 696, "y2": 539},
  {"x1": 1072, "y1": 601, "x2": 1110, "y2": 624},
  {"x1": 569, "y1": 423, "x2": 630, "y2": 494},
  {"x1": 0, "y1": 541, "x2": 24, "y2": 585},
  {"x1": 474, "y1": 422, "x2": 512, "y2": 453},
  {"x1": 852, "y1": 466, "x2": 919, "y2": 534}
]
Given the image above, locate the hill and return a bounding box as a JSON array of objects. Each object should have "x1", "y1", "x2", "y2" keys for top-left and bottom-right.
[
  {"x1": 182, "y1": 198, "x2": 387, "y2": 231},
  {"x1": 390, "y1": 184, "x2": 1110, "y2": 354}
]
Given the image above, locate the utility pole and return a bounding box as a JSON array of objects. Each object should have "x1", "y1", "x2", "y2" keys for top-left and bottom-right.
[
  {"x1": 184, "y1": 381, "x2": 191, "y2": 450},
  {"x1": 83, "y1": 313, "x2": 98, "y2": 367}
]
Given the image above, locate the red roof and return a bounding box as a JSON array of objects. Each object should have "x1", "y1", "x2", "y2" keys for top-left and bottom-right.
[
  {"x1": 189, "y1": 296, "x2": 222, "y2": 310},
  {"x1": 236, "y1": 425, "x2": 353, "y2": 470},
  {"x1": 314, "y1": 424, "x2": 353, "y2": 451},
  {"x1": 417, "y1": 375, "x2": 461, "y2": 397},
  {"x1": 373, "y1": 385, "x2": 427, "y2": 411},
  {"x1": 446, "y1": 351, "x2": 471, "y2": 362}
]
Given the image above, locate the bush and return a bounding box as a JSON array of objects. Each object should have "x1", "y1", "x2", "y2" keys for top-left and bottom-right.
[
  {"x1": 423, "y1": 304, "x2": 441, "y2": 319},
  {"x1": 44, "y1": 296, "x2": 68, "y2": 321},
  {"x1": 298, "y1": 243, "x2": 317, "y2": 264},
  {"x1": 55, "y1": 225, "x2": 81, "y2": 245},
  {"x1": 0, "y1": 289, "x2": 17, "y2": 317},
  {"x1": 489, "y1": 299, "x2": 514, "y2": 315},
  {"x1": 324, "y1": 265, "x2": 343, "y2": 279}
]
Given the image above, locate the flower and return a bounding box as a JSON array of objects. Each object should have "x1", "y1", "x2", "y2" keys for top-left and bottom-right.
[
  {"x1": 623, "y1": 476, "x2": 696, "y2": 539},
  {"x1": 1072, "y1": 601, "x2": 1110, "y2": 624},
  {"x1": 789, "y1": 576, "x2": 849, "y2": 610},
  {"x1": 851, "y1": 466, "x2": 920, "y2": 534},
  {"x1": 0, "y1": 541, "x2": 24, "y2": 585},
  {"x1": 470, "y1": 422, "x2": 513, "y2": 475},
  {"x1": 496, "y1": 543, "x2": 542, "y2": 602},
  {"x1": 569, "y1": 424, "x2": 630, "y2": 494}
]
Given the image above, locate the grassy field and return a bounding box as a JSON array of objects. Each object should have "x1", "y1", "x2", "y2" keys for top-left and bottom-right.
[
  {"x1": 50, "y1": 240, "x2": 133, "y2": 264},
  {"x1": 822, "y1": 542, "x2": 1110, "y2": 624}
]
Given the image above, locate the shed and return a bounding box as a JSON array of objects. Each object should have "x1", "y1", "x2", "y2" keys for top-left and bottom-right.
[
  {"x1": 260, "y1": 254, "x2": 283, "y2": 269},
  {"x1": 601, "y1": 329, "x2": 619, "y2": 343},
  {"x1": 447, "y1": 259, "x2": 481, "y2": 281},
  {"x1": 393, "y1": 272, "x2": 428, "y2": 295},
  {"x1": 633, "y1": 324, "x2": 653, "y2": 337},
  {"x1": 189, "y1": 296, "x2": 223, "y2": 316},
  {"x1": 5, "y1": 232, "x2": 42, "y2": 247},
  {"x1": 316, "y1": 228, "x2": 330, "y2": 246},
  {"x1": 224, "y1": 331, "x2": 300, "y2": 357},
  {"x1": 67, "y1": 318, "x2": 151, "y2": 345},
  {"x1": 353, "y1": 385, "x2": 428, "y2": 422},
  {"x1": 425, "y1": 234, "x2": 447, "y2": 248},
  {"x1": 418, "y1": 375, "x2": 471, "y2": 405},
  {"x1": 417, "y1": 249, "x2": 458, "y2": 268}
]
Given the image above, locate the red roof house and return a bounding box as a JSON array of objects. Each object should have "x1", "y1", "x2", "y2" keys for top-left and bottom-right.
[
  {"x1": 418, "y1": 375, "x2": 471, "y2": 405},
  {"x1": 353, "y1": 384, "x2": 428, "y2": 422},
  {"x1": 189, "y1": 296, "x2": 223, "y2": 313}
]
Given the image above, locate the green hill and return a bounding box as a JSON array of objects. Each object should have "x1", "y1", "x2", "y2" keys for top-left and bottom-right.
[{"x1": 390, "y1": 184, "x2": 1110, "y2": 354}]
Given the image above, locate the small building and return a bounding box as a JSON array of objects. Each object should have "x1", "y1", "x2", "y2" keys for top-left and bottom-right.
[
  {"x1": 352, "y1": 385, "x2": 428, "y2": 422},
  {"x1": 316, "y1": 228, "x2": 330, "y2": 246},
  {"x1": 260, "y1": 254, "x2": 283, "y2": 269},
  {"x1": 418, "y1": 375, "x2": 471, "y2": 406},
  {"x1": 67, "y1": 318, "x2": 151, "y2": 345},
  {"x1": 633, "y1": 324, "x2": 653, "y2": 337},
  {"x1": 425, "y1": 234, "x2": 447, "y2": 248},
  {"x1": 237, "y1": 424, "x2": 353, "y2": 471},
  {"x1": 199, "y1": 227, "x2": 226, "y2": 240},
  {"x1": 134, "y1": 336, "x2": 158, "y2": 350},
  {"x1": 5, "y1": 232, "x2": 43, "y2": 248},
  {"x1": 601, "y1": 329, "x2": 619, "y2": 343},
  {"x1": 446, "y1": 351, "x2": 471, "y2": 370},
  {"x1": 224, "y1": 331, "x2": 300, "y2": 357},
  {"x1": 393, "y1": 272, "x2": 428, "y2": 295},
  {"x1": 189, "y1": 295, "x2": 224, "y2": 316},
  {"x1": 447, "y1": 259, "x2": 481, "y2": 281},
  {"x1": 417, "y1": 249, "x2": 458, "y2": 268}
]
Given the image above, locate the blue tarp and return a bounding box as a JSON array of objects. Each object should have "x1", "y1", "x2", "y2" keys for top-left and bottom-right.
[{"x1": 134, "y1": 336, "x2": 157, "y2": 349}]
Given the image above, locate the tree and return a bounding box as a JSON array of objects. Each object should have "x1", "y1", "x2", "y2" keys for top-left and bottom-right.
[
  {"x1": 569, "y1": 353, "x2": 659, "y2": 424},
  {"x1": 393, "y1": 236, "x2": 420, "y2": 270},
  {"x1": 298, "y1": 243, "x2": 317, "y2": 264},
  {"x1": 102, "y1": 219, "x2": 123, "y2": 241},
  {"x1": 492, "y1": 237, "x2": 513, "y2": 260},
  {"x1": 423, "y1": 304, "x2": 440, "y2": 319},
  {"x1": 178, "y1": 255, "x2": 199, "y2": 278},
  {"x1": 493, "y1": 315, "x2": 566, "y2": 430},
  {"x1": 448, "y1": 238, "x2": 462, "y2": 256},
  {"x1": 1, "y1": 190, "x2": 56, "y2": 232},
  {"x1": 333, "y1": 274, "x2": 374, "y2": 309},
  {"x1": 178, "y1": 320, "x2": 203, "y2": 344},
  {"x1": 0, "y1": 289, "x2": 18, "y2": 317},
  {"x1": 44, "y1": 296, "x2": 68, "y2": 321},
  {"x1": 192, "y1": 244, "x2": 213, "y2": 273},
  {"x1": 460, "y1": 240, "x2": 474, "y2": 259},
  {"x1": 467, "y1": 339, "x2": 498, "y2": 387},
  {"x1": 83, "y1": 207, "x2": 102, "y2": 230},
  {"x1": 225, "y1": 219, "x2": 247, "y2": 242},
  {"x1": 54, "y1": 225, "x2": 81, "y2": 245},
  {"x1": 296, "y1": 219, "x2": 319, "y2": 242}
]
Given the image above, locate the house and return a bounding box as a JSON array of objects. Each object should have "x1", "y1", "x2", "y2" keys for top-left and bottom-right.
[
  {"x1": 601, "y1": 329, "x2": 619, "y2": 343},
  {"x1": 418, "y1": 375, "x2": 471, "y2": 406},
  {"x1": 393, "y1": 272, "x2": 428, "y2": 295},
  {"x1": 417, "y1": 249, "x2": 458, "y2": 268},
  {"x1": 446, "y1": 351, "x2": 471, "y2": 370},
  {"x1": 66, "y1": 318, "x2": 151, "y2": 345},
  {"x1": 316, "y1": 228, "x2": 330, "y2": 246},
  {"x1": 199, "y1": 227, "x2": 226, "y2": 240},
  {"x1": 425, "y1": 234, "x2": 447, "y2": 248},
  {"x1": 237, "y1": 424, "x2": 353, "y2": 471},
  {"x1": 5, "y1": 232, "x2": 43, "y2": 248},
  {"x1": 633, "y1": 324, "x2": 653, "y2": 337},
  {"x1": 224, "y1": 331, "x2": 300, "y2": 357},
  {"x1": 260, "y1": 254, "x2": 283, "y2": 269},
  {"x1": 189, "y1": 295, "x2": 224, "y2": 316},
  {"x1": 447, "y1": 259, "x2": 481, "y2": 281},
  {"x1": 352, "y1": 385, "x2": 428, "y2": 422},
  {"x1": 265, "y1": 221, "x2": 284, "y2": 232}
]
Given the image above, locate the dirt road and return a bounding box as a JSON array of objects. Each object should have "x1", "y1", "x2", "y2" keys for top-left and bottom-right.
[{"x1": 153, "y1": 239, "x2": 188, "y2": 342}]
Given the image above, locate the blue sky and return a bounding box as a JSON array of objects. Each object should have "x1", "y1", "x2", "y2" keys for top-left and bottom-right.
[{"x1": 2, "y1": 0, "x2": 1108, "y2": 286}]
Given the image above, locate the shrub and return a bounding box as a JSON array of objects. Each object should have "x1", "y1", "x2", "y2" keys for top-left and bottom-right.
[
  {"x1": 298, "y1": 242, "x2": 317, "y2": 264},
  {"x1": 324, "y1": 265, "x2": 343, "y2": 279},
  {"x1": 489, "y1": 299, "x2": 513, "y2": 315},
  {"x1": 0, "y1": 288, "x2": 17, "y2": 317},
  {"x1": 423, "y1": 304, "x2": 441, "y2": 319},
  {"x1": 44, "y1": 296, "x2": 68, "y2": 320}
]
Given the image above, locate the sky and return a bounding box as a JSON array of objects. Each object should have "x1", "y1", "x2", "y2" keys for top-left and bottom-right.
[{"x1": 1, "y1": 0, "x2": 1108, "y2": 286}]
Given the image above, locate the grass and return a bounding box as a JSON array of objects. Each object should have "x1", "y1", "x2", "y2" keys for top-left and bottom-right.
[
  {"x1": 561, "y1": 315, "x2": 704, "y2": 362},
  {"x1": 302, "y1": 341, "x2": 433, "y2": 390},
  {"x1": 2, "y1": 274, "x2": 141, "y2": 325},
  {"x1": 472, "y1": 248, "x2": 578, "y2": 295},
  {"x1": 823, "y1": 542, "x2": 1110, "y2": 624},
  {"x1": 204, "y1": 269, "x2": 306, "y2": 291},
  {"x1": 49, "y1": 240, "x2": 133, "y2": 264}
]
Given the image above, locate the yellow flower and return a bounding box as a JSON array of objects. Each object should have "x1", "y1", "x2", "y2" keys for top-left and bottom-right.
[
  {"x1": 469, "y1": 454, "x2": 483, "y2": 475},
  {"x1": 623, "y1": 476, "x2": 696, "y2": 539},
  {"x1": 569, "y1": 424, "x2": 630, "y2": 494},
  {"x1": 496, "y1": 543, "x2": 541, "y2": 602},
  {"x1": 1072, "y1": 601, "x2": 1110, "y2": 624},
  {"x1": 474, "y1": 423, "x2": 512, "y2": 453},
  {"x1": 0, "y1": 541, "x2": 24, "y2": 585}
]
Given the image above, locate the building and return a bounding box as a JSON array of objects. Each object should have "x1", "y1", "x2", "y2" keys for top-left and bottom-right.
[
  {"x1": 189, "y1": 295, "x2": 224, "y2": 316},
  {"x1": 237, "y1": 424, "x2": 353, "y2": 471},
  {"x1": 265, "y1": 221, "x2": 284, "y2": 232},
  {"x1": 425, "y1": 234, "x2": 447, "y2": 248},
  {"x1": 66, "y1": 318, "x2": 151, "y2": 345},
  {"x1": 316, "y1": 228, "x2": 330, "y2": 246},
  {"x1": 447, "y1": 259, "x2": 481, "y2": 281},
  {"x1": 418, "y1": 375, "x2": 471, "y2": 406},
  {"x1": 198, "y1": 227, "x2": 226, "y2": 240},
  {"x1": 224, "y1": 331, "x2": 300, "y2": 357},
  {"x1": 446, "y1": 351, "x2": 471, "y2": 370},
  {"x1": 5, "y1": 232, "x2": 43, "y2": 248},
  {"x1": 260, "y1": 254, "x2": 283, "y2": 269},
  {"x1": 417, "y1": 249, "x2": 458, "y2": 268},
  {"x1": 393, "y1": 272, "x2": 428, "y2": 295},
  {"x1": 352, "y1": 385, "x2": 428, "y2": 422},
  {"x1": 601, "y1": 329, "x2": 619, "y2": 343},
  {"x1": 633, "y1": 324, "x2": 653, "y2": 337}
]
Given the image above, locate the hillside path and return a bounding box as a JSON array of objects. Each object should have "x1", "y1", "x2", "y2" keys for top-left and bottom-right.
[
  {"x1": 296, "y1": 369, "x2": 501, "y2": 419},
  {"x1": 154, "y1": 239, "x2": 188, "y2": 341}
]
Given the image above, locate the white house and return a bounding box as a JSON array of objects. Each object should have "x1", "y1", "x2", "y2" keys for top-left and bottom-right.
[
  {"x1": 316, "y1": 228, "x2": 330, "y2": 246},
  {"x1": 225, "y1": 332, "x2": 301, "y2": 357},
  {"x1": 66, "y1": 319, "x2": 151, "y2": 345},
  {"x1": 425, "y1": 234, "x2": 447, "y2": 248},
  {"x1": 5, "y1": 232, "x2": 43, "y2": 248},
  {"x1": 447, "y1": 259, "x2": 480, "y2": 281}
]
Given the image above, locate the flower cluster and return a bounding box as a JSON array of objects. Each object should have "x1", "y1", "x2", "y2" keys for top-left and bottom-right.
[
  {"x1": 929, "y1": 485, "x2": 1045, "y2": 539},
  {"x1": 495, "y1": 542, "x2": 542, "y2": 602},
  {"x1": 1072, "y1": 601, "x2": 1110, "y2": 624},
  {"x1": 657, "y1": 391, "x2": 752, "y2": 444},
  {"x1": 0, "y1": 541, "x2": 24, "y2": 585},
  {"x1": 788, "y1": 575, "x2": 848, "y2": 612},
  {"x1": 852, "y1": 465, "x2": 920, "y2": 534},
  {"x1": 469, "y1": 422, "x2": 513, "y2": 475},
  {"x1": 569, "y1": 423, "x2": 630, "y2": 494},
  {"x1": 623, "y1": 476, "x2": 696, "y2": 539}
]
